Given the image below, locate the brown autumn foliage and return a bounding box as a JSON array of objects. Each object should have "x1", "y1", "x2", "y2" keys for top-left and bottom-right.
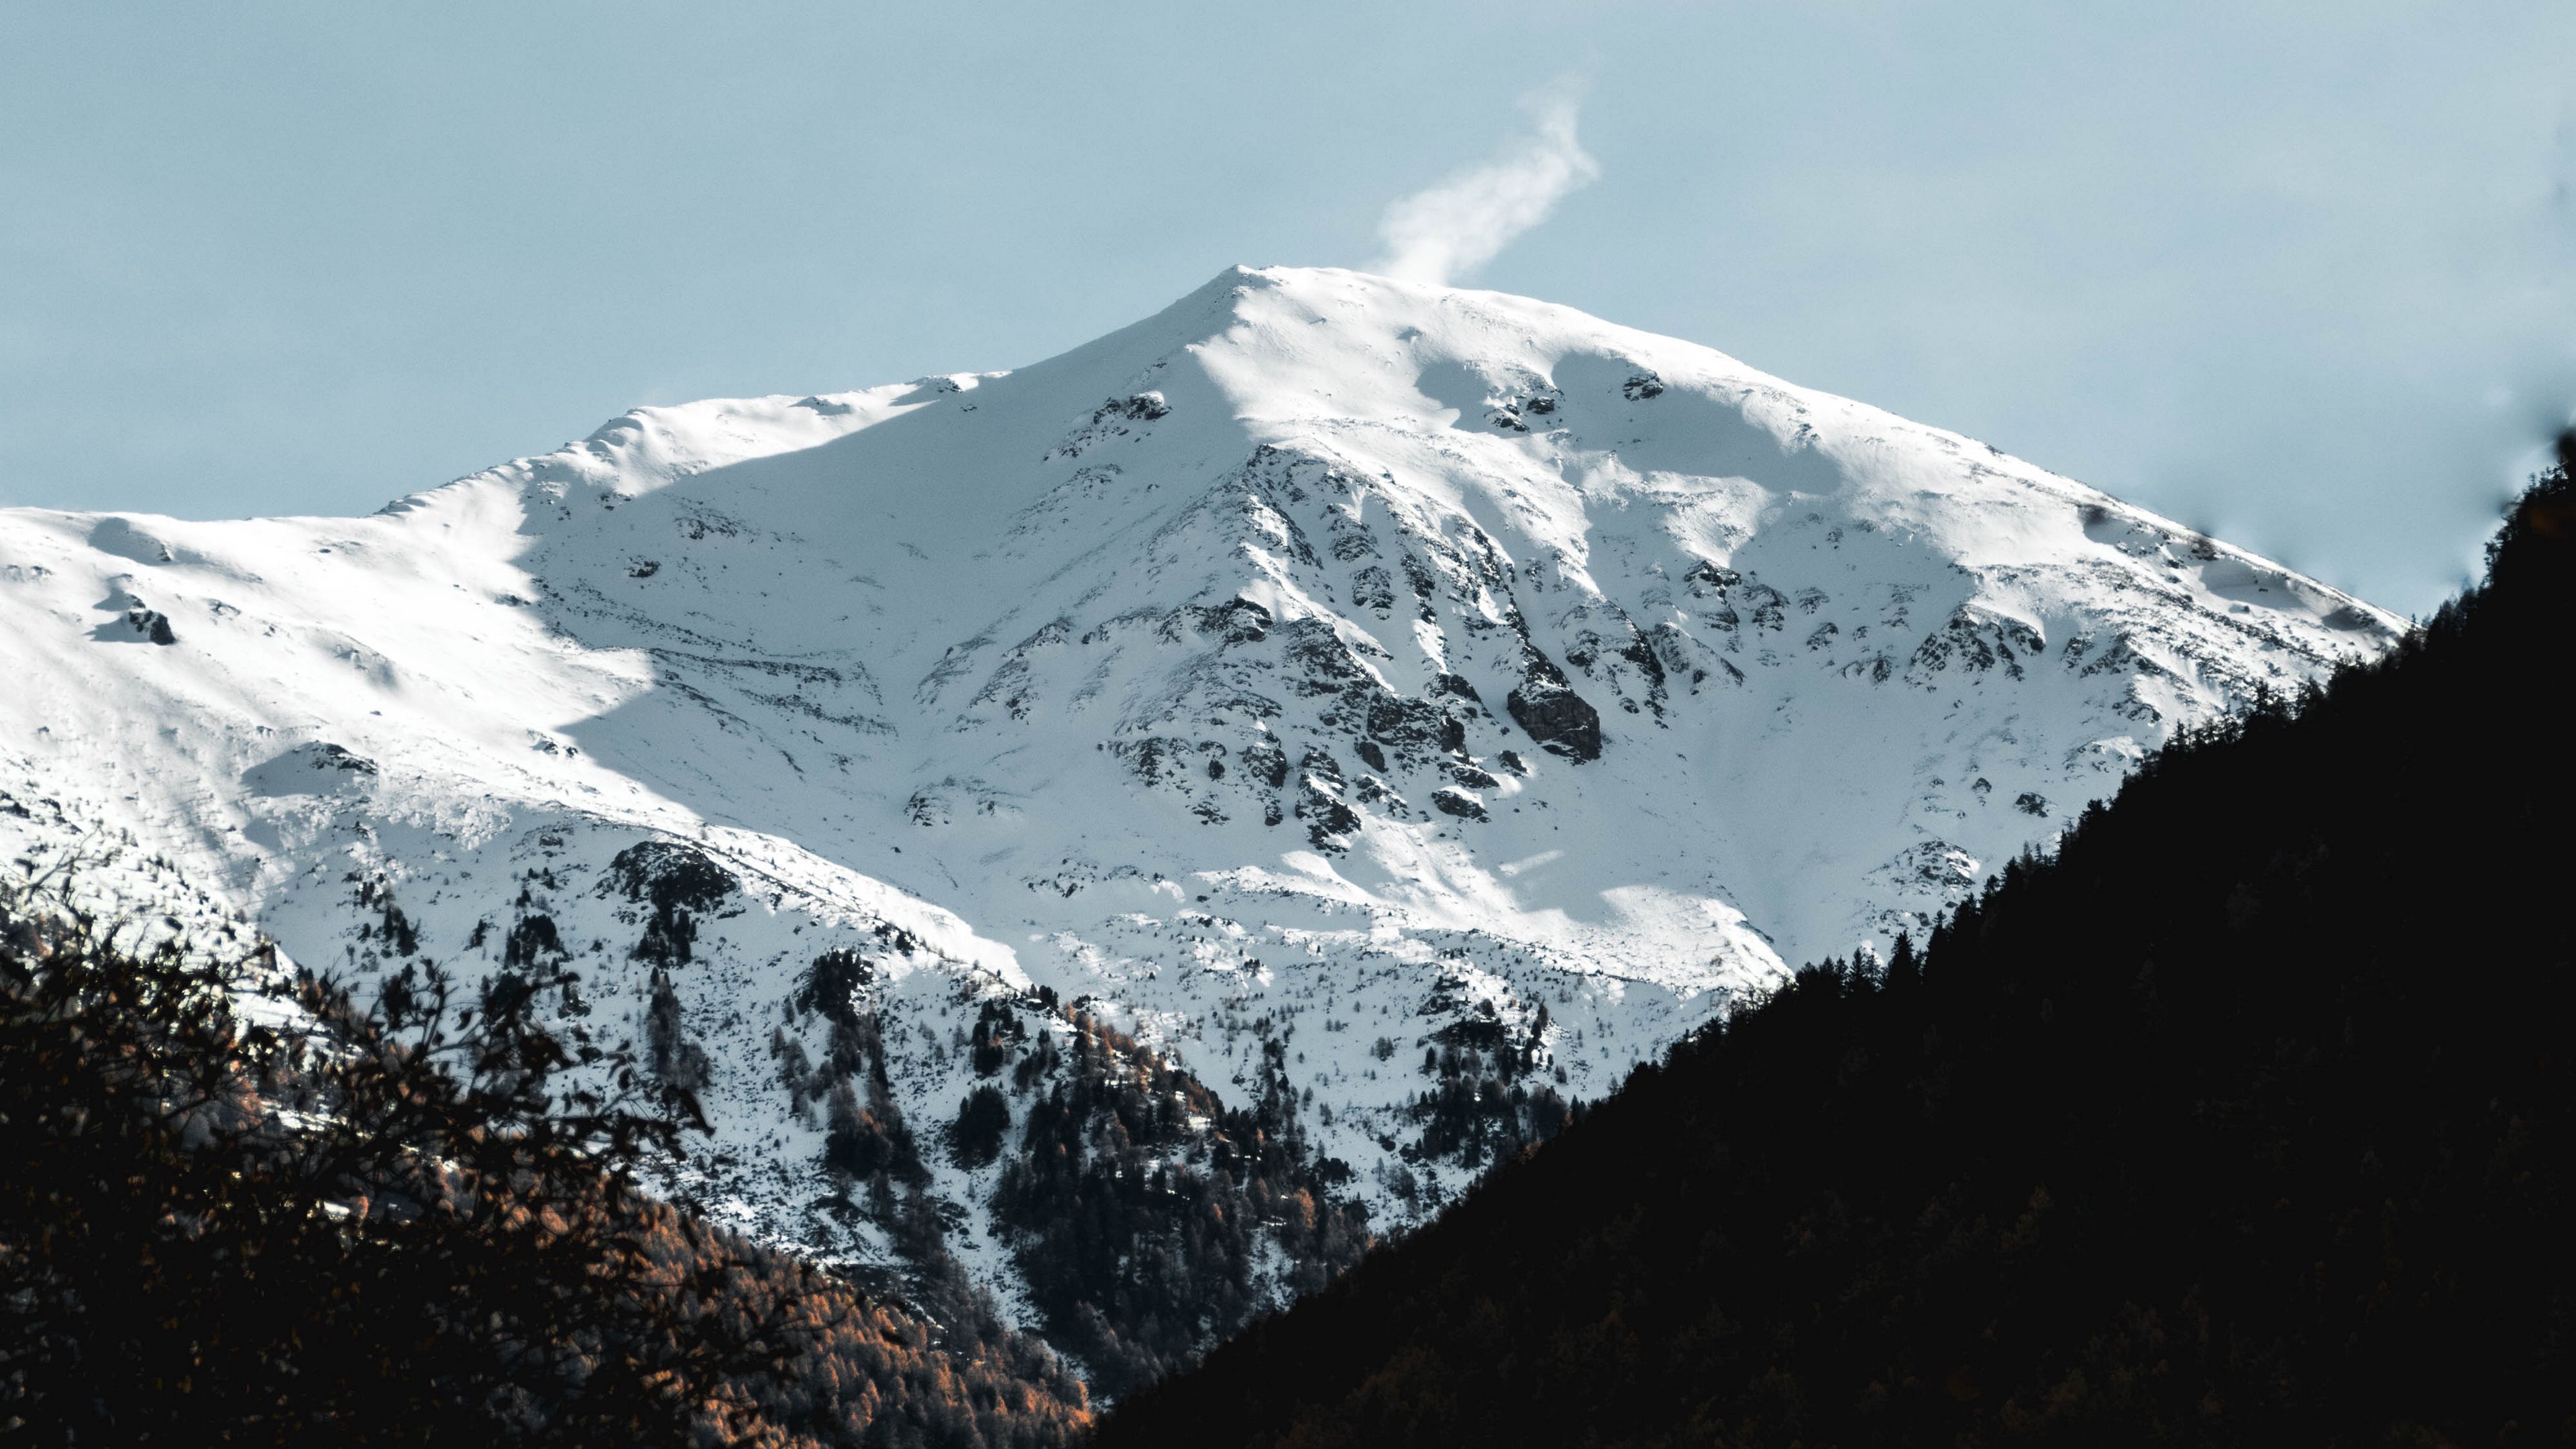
[{"x1": 0, "y1": 863, "x2": 1086, "y2": 1446}]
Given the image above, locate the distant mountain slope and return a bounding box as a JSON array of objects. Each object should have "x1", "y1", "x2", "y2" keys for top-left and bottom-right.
[
  {"x1": 1097, "y1": 444, "x2": 2576, "y2": 1446},
  {"x1": 0, "y1": 266, "x2": 2392, "y2": 1385}
]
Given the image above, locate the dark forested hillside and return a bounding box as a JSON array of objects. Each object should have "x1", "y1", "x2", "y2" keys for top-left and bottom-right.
[{"x1": 1098, "y1": 439, "x2": 2576, "y2": 1449}]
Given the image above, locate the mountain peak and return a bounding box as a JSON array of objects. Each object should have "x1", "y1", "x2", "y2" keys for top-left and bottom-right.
[{"x1": 0, "y1": 268, "x2": 2397, "y2": 1377}]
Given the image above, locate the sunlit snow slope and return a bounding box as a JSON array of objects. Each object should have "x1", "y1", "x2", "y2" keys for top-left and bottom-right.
[{"x1": 0, "y1": 265, "x2": 2394, "y2": 1305}]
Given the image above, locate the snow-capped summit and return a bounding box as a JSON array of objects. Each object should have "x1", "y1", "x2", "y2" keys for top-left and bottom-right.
[{"x1": 0, "y1": 264, "x2": 2395, "y2": 1343}]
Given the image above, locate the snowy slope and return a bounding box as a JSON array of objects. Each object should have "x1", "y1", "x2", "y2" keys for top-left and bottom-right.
[{"x1": 0, "y1": 265, "x2": 2396, "y2": 1340}]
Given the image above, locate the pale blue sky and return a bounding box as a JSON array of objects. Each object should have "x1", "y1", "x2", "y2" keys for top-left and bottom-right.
[{"x1": 5, "y1": 2, "x2": 2569, "y2": 615}]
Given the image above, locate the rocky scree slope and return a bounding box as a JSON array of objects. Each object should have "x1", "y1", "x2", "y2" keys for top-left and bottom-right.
[{"x1": 0, "y1": 266, "x2": 2394, "y2": 1388}]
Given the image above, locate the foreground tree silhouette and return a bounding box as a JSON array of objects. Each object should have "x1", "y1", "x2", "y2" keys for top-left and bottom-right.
[{"x1": 0, "y1": 867, "x2": 1085, "y2": 1446}]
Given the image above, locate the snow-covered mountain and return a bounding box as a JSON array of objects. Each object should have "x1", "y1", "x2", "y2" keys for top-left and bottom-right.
[{"x1": 0, "y1": 266, "x2": 2396, "y2": 1373}]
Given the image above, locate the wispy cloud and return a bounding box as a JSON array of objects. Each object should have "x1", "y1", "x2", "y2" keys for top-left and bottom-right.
[{"x1": 1371, "y1": 87, "x2": 1601, "y2": 286}]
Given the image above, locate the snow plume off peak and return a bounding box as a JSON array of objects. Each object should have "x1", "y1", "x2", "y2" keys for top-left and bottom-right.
[{"x1": 1372, "y1": 93, "x2": 1599, "y2": 284}]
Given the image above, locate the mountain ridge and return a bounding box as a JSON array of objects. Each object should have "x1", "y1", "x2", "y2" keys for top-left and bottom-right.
[{"x1": 0, "y1": 264, "x2": 2396, "y2": 1384}]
